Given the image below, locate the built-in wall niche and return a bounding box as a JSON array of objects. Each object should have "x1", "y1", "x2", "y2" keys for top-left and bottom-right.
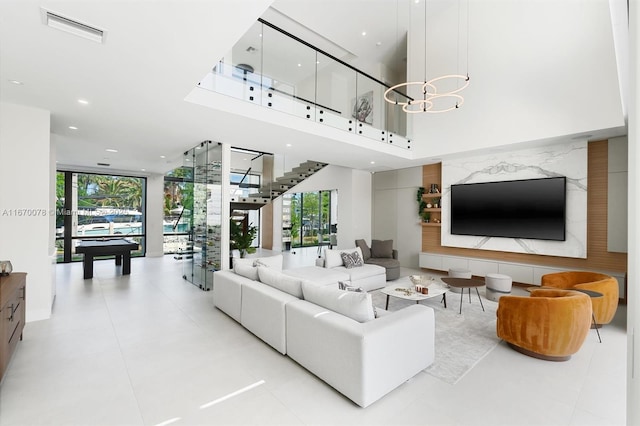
[{"x1": 441, "y1": 141, "x2": 588, "y2": 258}]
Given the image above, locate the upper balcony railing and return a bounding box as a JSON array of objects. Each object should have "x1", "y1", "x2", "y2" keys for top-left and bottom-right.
[{"x1": 198, "y1": 19, "x2": 412, "y2": 150}]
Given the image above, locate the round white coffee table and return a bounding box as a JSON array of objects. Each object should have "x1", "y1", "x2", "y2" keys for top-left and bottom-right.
[{"x1": 380, "y1": 277, "x2": 449, "y2": 310}]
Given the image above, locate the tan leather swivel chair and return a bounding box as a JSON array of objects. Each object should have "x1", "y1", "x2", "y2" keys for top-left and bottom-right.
[
  {"x1": 497, "y1": 289, "x2": 592, "y2": 361},
  {"x1": 541, "y1": 271, "x2": 619, "y2": 326}
]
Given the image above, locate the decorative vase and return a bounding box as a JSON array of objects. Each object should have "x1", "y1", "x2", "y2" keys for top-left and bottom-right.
[{"x1": 0, "y1": 260, "x2": 13, "y2": 276}]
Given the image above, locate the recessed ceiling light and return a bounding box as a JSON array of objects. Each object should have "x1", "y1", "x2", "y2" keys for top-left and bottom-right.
[
  {"x1": 105, "y1": 148, "x2": 118, "y2": 153},
  {"x1": 160, "y1": 155, "x2": 166, "y2": 159},
  {"x1": 41, "y1": 8, "x2": 106, "y2": 43},
  {"x1": 297, "y1": 63, "x2": 302, "y2": 67},
  {"x1": 286, "y1": 144, "x2": 292, "y2": 147},
  {"x1": 9, "y1": 80, "x2": 23, "y2": 85},
  {"x1": 68, "y1": 126, "x2": 78, "y2": 130},
  {"x1": 141, "y1": 169, "x2": 146, "y2": 172},
  {"x1": 77, "y1": 99, "x2": 89, "y2": 105},
  {"x1": 376, "y1": 41, "x2": 382, "y2": 46},
  {"x1": 370, "y1": 161, "x2": 375, "y2": 164},
  {"x1": 361, "y1": 31, "x2": 367, "y2": 36}
]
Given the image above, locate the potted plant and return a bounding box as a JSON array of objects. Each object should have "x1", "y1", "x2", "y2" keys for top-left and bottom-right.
[
  {"x1": 421, "y1": 211, "x2": 431, "y2": 223},
  {"x1": 417, "y1": 187, "x2": 427, "y2": 216},
  {"x1": 230, "y1": 218, "x2": 258, "y2": 258}
]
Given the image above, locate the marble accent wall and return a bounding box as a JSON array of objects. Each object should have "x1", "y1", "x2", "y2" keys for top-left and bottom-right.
[{"x1": 441, "y1": 141, "x2": 588, "y2": 258}]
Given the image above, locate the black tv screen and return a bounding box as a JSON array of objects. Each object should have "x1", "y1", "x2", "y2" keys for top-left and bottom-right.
[{"x1": 450, "y1": 177, "x2": 566, "y2": 241}]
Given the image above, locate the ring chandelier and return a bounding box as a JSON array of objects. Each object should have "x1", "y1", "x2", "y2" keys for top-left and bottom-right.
[{"x1": 384, "y1": 0, "x2": 470, "y2": 114}]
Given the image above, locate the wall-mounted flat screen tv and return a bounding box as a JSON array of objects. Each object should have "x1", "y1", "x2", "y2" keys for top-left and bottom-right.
[{"x1": 450, "y1": 177, "x2": 566, "y2": 241}]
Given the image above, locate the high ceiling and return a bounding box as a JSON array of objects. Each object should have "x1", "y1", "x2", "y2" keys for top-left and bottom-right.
[{"x1": 0, "y1": 0, "x2": 628, "y2": 176}]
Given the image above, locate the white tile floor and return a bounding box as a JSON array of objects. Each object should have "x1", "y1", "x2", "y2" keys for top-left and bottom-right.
[{"x1": 0, "y1": 252, "x2": 627, "y2": 426}]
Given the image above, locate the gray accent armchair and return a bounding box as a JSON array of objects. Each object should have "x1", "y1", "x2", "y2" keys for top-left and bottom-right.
[{"x1": 355, "y1": 239, "x2": 400, "y2": 281}]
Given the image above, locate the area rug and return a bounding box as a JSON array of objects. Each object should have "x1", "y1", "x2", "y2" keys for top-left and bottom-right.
[{"x1": 371, "y1": 288, "x2": 500, "y2": 385}]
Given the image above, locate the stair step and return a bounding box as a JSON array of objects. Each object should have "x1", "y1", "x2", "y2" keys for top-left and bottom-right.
[{"x1": 230, "y1": 196, "x2": 270, "y2": 204}]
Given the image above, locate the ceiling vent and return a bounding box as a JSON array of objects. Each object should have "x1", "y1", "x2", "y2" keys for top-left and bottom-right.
[
  {"x1": 97, "y1": 162, "x2": 110, "y2": 167},
  {"x1": 41, "y1": 8, "x2": 106, "y2": 43}
]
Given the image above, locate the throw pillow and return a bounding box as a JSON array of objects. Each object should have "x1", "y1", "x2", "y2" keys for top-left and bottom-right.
[
  {"x1": 354, "y1": 239, "x2": 371, "y2": 261},
  {"x1": 338, "y1": 280, "x2": 351, "y2": 290},
  {"x1": 302, "y1": 282, "x2": 375, "y2": 323},
  {"x1": 340, "y1": 250, "x2": 364, "y2": 269},
  {"x1": 338, "y1": 281, "x2": 363, "y2": 292},
  {"x1": 257, "y1": 266, "x2": 303, "y2": 298},
  {"x1": 371, "y1": 239, "x2": 394, "y2": 258}
]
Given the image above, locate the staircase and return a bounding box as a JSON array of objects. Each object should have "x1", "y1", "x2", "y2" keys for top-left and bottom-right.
[{"x1": 230, "y1": 160, "x2": 328, "y2": 210}]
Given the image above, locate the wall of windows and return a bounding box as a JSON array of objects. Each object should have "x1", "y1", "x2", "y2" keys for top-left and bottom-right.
[
  {"x1": 56, "y1": 171, "x2": 146, "y2": 262},
  {"x1": 288, "y1": 190, "x2": 334, "y2": 248}
]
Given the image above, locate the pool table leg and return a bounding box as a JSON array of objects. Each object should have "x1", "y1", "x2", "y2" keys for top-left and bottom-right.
[
  {"x1": 122, "y1": 252, "x2": 132, "y2": 275},
  {"x1": 83, "y1": 254, "x2": 94, "y2": 279}
]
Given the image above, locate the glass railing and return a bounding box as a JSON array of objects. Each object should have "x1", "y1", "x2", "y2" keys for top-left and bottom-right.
[{"x1": 198, "y1": 19, "x2": 412, "y2": 149}]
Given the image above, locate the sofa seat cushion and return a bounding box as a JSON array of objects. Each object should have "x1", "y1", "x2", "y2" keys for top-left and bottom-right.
[
  {"x1": 365, "y1": 257, "x2": 400, "y2": 269},
  {"x1": 284, "y1": 266, "x2": 348, "y2": 287},
  {"x1": 334, "y1": 264, "x2": 385, "y2": 281},
  {"x1": 301, "y1": 281, "x2": 375, "y2": 323}
]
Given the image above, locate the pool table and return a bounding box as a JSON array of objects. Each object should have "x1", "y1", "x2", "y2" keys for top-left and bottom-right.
[{"x1": 75, "y1": 238, "x2": 139, "y2": 279}]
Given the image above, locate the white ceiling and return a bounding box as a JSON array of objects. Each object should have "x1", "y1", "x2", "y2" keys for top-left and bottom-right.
[{"x1": 0, "y1": 0, "x2": 628, "y2": 176}]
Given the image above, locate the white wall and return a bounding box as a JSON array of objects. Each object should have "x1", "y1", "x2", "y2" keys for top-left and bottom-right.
[
  {"x1": 276, "y1": 165, "x2": 372, "y2": 251},
  {"x1": 372, "y1": 167, "x2": 422, "y2": 268},
  {"x1": 627, "y1": 0, "x2": 638, "y2": 422},
  {"x1": 145, "y1": 174, "x2": 165, "y2": 257},
  {"x1": 608, "y1": 136, "x2": 628, "y2": 252},
  {"x1": 0, "y1": 102, "x2": 54, "y2": 322},
  {"x1": 407, "y1": 0, "x2": 624, "y2": 159}
]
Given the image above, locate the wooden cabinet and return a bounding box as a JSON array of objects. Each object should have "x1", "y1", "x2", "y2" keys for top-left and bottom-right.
[{"x1": 1, "y1": 272, "x2": 26, "y2": 383}]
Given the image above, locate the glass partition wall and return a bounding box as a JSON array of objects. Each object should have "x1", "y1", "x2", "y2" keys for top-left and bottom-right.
[
  {"x1": 181, "y1": 141, "x2": 223, "y2": 291},
  {"x1": 200, "y1": 19, "x2": 411, "y2": 148}
]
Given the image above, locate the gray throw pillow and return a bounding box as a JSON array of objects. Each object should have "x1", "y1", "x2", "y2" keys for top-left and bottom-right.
[
  {"x1": 355, "y1": 239, "x2": 371, "y2": 260},
  {"x1": 371, "y1": 239, "x2": 393, "y2": 258},
  {"x1": 340, "y1": 250, "x2": 363, "y2": 269},
  {"x1": 338, "y1": 281, "x2": 363, "y2": 292}
]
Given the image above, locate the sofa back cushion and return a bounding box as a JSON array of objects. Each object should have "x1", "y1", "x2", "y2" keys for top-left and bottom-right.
[
  {"x1": 355, "y1": 239, "x2": 371, "y2": 261},
  {"x1": 371, "y1": 239, "x2": 393, "y2": 258},
  {"x1": 234, "y1": 254, "x2": 284, "y2": 280},
  {"x1": 257, "y1": 266, "x2": 304, "y2": 298},
  {"x1": 234, "y1": 262, "x2": 259, "y2": 280},
  {"x1": 324, "y1": 249, "x2": 344, "y2": 269},
  {"x1": 302, "y1": 281, "x2": 375, "y2": 323}
]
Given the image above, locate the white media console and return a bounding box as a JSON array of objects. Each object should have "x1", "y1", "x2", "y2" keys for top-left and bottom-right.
[{"x1": 419, "y1": 252, "x2": 626, "y2": 298}]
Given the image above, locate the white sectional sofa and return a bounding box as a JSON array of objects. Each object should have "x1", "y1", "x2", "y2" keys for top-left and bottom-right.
[
  {"x1": 314, "y1": 247, "x2": 386, "y2": 291},
  {"x1": 213, "y1": 254, "x2": 435, "y2": 408}
]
